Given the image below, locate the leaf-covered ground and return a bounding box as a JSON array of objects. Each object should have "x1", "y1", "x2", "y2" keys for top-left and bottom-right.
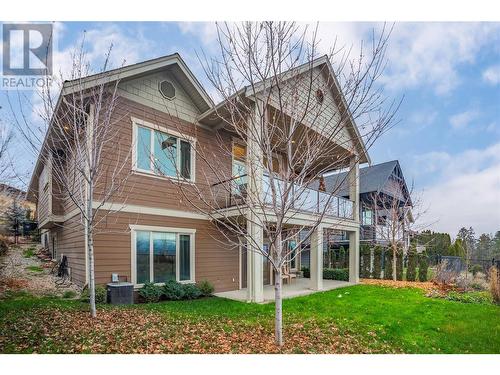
[
  {"x1": 0, "y1": 296, "x2": 390, "y2": 354},
  {"x1": 1, "y1": 285, "x2": 499, "y2": 354}
]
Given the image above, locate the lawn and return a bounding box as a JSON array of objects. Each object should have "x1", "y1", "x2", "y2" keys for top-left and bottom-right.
[{"x1": 0, "y1": 285, "x2": 499, "y2": 353}]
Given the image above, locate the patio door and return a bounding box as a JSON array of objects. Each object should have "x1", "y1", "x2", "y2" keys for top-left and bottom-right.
[{"x1": 239, "y1": 241, "x2": 272, "y2": 289}]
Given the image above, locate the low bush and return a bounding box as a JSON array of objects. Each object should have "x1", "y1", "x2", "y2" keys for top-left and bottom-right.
[
  {"x1": 198, "y1": 280, "x2": 214, "y2": 296},
  {"x1": 323, "y1": 268, "x2": 349, "y2": 281},
  {"x1": 301, "y1": 266, "x2": 310, "y2": 278},
  {"x1": 418, "y1": 254, "x2": 429, "y2": 282},
  {"x1": 81, "y1": 285, "x2": 107, "y2": 304},
  {"x1": 471, "y1": 264, "x2": 483, "y2": 277},
  {"x1": 182, "y1": 284, "x2": 202, "y2": 299},
  {"x1": 446, "y1": 291, "x2": 492, "y2": 304},
  {"x1": 62, "y1": 290, "x2": 77, "y2": 299},
  {"x1": 163, "y1": 280, "x2": 185, "y2": 300},
  {"x1": 138, "y1": 282, "x2": 163, "y2": 303}
]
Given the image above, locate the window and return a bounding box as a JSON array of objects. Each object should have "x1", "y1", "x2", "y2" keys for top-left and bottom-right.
[
  {"x1": 133, "y1": 228, "x2": 195, "y2": 285},
  {"x1": 362, "y1": 209, "x2": 373, "y2": 225},
  {"x1": 134, "y1": 119, "x2": 195, "y2": 181}
]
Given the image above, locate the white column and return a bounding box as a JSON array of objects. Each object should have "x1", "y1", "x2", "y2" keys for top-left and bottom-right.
[
  {"x1": 246, "y1": 100, "x2": 264, "y2": 303},
  {"x1": 246, "y1": 217, "x2": 263, "y2": 302},
  {"x1": 310, "y1": 226, "x2": 324, "y2": 290},
  {"x1": 348, "y1": 157, "x2": 360, "y2": 222},
  {"x1": 349, "y1": 228, "x2": 360, "y2": 283}
]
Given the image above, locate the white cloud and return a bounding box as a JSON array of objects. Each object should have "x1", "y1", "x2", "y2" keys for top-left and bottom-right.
[
  {"x1": 178, "y1": 22, "x2": 500, "y2": 96},
  {"x1": 449, "y1": 110, "x2": 478, "y2": 130},
  {"x1": 482, "y1": 64, "x2": 500, "y2": 85},
  {"x1": 414, "y1": 142, "x2": 500, "y2": 235}
]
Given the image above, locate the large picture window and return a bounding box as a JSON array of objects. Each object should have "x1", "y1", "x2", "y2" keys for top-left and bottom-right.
[
  {"x1": 132, "y1": 227, "x2": 195, "y2": 285},
  {"x1": 134, "y1": 119, "x2": 195, "y2": 181}
]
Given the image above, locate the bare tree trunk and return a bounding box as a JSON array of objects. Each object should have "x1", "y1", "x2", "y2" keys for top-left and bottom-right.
[
  {"x1": 274, "y1": 267, "x2": 283, "y2": 346},
  {"x1": 87, "y1": 182, "x2": 96, "y2": 318},
  {"x1": 392, "y1": 244, "x2": 397, "y2": 281}
]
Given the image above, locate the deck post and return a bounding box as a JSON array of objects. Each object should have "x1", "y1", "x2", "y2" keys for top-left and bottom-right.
[
  {"x1": 246, "y1": 100, "x2": 264, "y2": 303},
  {"x1": 310, "y1": 225, "x2": 324, "y2": 290},
  {"x1": 349, "y1": 228, "x2": 360, "y2": 283}
]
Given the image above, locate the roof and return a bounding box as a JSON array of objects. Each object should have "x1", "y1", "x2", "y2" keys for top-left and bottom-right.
[
  {"x1": 0, "y1": 183, "x2": 26, "y2": 199},
  {"x1": 27, "y1": 53, "x2": 213, "y2": 201},
  {"x1": 197, "y1": 55, "x2": 370, "y2": 165},
  {"x1": 315, "y1": 160, "x2": 405, "y2": 198}
]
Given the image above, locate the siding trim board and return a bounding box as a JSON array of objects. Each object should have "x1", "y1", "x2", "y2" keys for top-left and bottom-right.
[{"x1": 63, "y1": 201, "x2": 209, "y2": 222}]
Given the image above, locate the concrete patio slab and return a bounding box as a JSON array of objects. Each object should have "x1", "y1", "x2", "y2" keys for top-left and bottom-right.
[{"x1": 214, "y1": 277, "x2": 354, "y2": 303}]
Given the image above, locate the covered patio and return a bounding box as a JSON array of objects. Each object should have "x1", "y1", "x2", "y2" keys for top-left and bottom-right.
[{"x1": 214, "y1": 278, "x2": 354, "y2": 303}]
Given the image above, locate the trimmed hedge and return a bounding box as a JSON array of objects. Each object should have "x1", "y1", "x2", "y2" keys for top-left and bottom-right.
[
  {"x1": 384, "y1": 249, "x2": 393, "y2": 280},
  {"x1": 323, "y1": 268, "x2": 349, "y2": 281},
  {"x1": 300, "y1": 267, "x2": 349, "y2": 281},
  {"x1": 135, "y1": 280, "x2": 211, "y2": 303},
  {"x1": 360, "y1": 244, "x2": 371, "y2": 278},
  {"x1": 418, "y1": 254, "x2": 429, "y2": 282},
  {"x1": 396, "y1": 252, "x2": 404, "y2": 281},
  {"x1": 373, "y1": 245, "x2": 383, "y2": 279},
  {"x1": 406, "y1": 248, "x2": 418, "y2": 281}
]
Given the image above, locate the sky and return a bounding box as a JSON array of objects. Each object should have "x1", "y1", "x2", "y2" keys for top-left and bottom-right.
[{"x1": 0, "y1": 21, "x2": 499, "y2": 237}]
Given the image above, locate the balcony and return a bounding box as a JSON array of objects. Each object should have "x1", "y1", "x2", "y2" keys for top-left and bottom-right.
[{"x1": 212, "y1": 173, "x2": 354, "y2": 220}]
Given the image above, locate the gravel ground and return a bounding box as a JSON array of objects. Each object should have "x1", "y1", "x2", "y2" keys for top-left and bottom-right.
[{"x1": 0, "y1": 244, "x2": 80, "y2": 297}]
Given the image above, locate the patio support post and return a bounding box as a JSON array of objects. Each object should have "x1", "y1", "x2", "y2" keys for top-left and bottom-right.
[
  {"x1": 348, "y1": 156, "x2": 360, "y2": 284},
  {"x1": 310, "y1": 225, "x2": 324, "y2": 290},
  {"x1": 246, "y1": 100, "x2": 264, "y2": 303},
  {"x1": 348, "y1": 156, "x2": 360, "y2": 222},
  {"x1": 349, "y1": 228, "x2": 360, "y2": 283}
]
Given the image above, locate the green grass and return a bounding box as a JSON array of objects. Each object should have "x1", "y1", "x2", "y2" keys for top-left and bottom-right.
[
  {"x1": 25, "y1": 266, "x2": 43, "y2": 273},
  {"x1": 1, "y1": 285, "x2": 499, "y2": 353}
]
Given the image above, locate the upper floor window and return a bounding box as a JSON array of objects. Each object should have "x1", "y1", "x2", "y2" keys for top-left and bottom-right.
[
  {"x1": 362, "y1": 208, "x2": 373, "y2": 225},
  {"x1": 133, "y1": 118, "x2": 195, "y2": 181}
]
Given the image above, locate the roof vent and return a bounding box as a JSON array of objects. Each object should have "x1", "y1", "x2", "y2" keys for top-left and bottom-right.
[{"x1": 159, "y1": 80, "x2": 176, "y2": 100}]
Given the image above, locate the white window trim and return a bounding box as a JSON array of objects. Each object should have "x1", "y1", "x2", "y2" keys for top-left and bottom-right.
[
  {"x1": 130, "y1": 224, "x2": 196, "y2": 287},
  {"x1": 131, "y1": 117, "x2": 196, "y2": 183}
]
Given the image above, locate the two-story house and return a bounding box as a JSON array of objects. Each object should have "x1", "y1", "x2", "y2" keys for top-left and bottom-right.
[
  {"x1": 319, "y1": 160, "x2": 413, "y2": 250},
  {"x1": 27, "y1": 53, "x2": 368, "y2": 302}
]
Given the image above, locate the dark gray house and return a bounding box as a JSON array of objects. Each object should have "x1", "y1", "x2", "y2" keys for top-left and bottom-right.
[{"x1": 320, "y1": 160, "x2": 413, "y2": 247}]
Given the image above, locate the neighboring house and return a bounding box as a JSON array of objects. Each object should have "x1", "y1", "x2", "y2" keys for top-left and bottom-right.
[
  {"x1": 27, "y1": 53, "x2": 368, "y2": 302},
  {"x1": 318, "y1": 160, "x2": 413, "y2": 251},
  {"x1": 0, "y1": 183, "x2": 36, "y2": 236}
]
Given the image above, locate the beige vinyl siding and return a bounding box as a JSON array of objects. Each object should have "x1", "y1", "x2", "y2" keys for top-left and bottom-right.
[
  {"x1": 52, "y1": 215, "x2": 86, "y2": 286},
  {"x1": 37, "y1": 164, "x2": 50, "y2": 223},
  {"x1": 93, "y1": 96, "x2": 233, "y2": 213},
  {"x1": 118, "y1": 70, "x2": 202, "y2": 124},
  {"x1": 93, "y1": 211, "x2": 239, "y2": 292}
]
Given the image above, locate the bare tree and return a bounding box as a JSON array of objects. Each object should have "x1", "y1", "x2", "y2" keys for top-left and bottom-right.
[
  {"x1": 156, "y1": 22, "x2": 400, "y2": 346},
  {"x1": 370, "y1": 180, "x2": 426, "y2": 280},
  {"x1": 8, "y1": 41, "x2": 132, "y2": 317},
  {"x1": 0, "y1": 124, "x2": 13, "y2": 184}
]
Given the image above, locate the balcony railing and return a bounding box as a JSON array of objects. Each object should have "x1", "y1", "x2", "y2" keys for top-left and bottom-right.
[{"x1": 212, "y1": 173, "x2": 354, "y2": 220}]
